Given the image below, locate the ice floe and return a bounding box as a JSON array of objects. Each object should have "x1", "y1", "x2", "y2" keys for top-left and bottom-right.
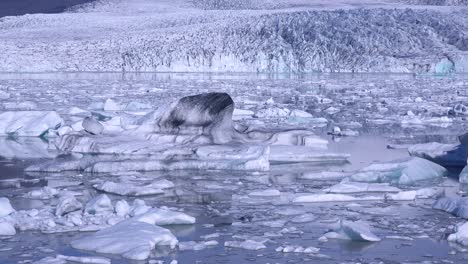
[
  {"x1": 0, "y1": 111, "x2": 63, "y2": 137},
  {"x1": 349, "y1": 157, "x2": 447, "y2": 185},
  {"x1": 70, "y1": 220, "x2": 178, "y2": 260}
]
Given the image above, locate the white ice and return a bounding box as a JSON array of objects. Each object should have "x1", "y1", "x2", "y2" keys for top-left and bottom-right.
[
  {"x1": 349, "y1": 157, "x2": 447, "y2": 185},
  {"x1": 70, "y1": 220, "x2": 178, "y2": 260},
  {"x1": 0, "y1": 197, "x2": 15, "y2": 217},
  {"x1": 0, "y1": 111, "x2": 63, "y2": 137}
]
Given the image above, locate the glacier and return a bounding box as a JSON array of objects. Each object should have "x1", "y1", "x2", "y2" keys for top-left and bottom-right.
[{"x1": 0, "y1": 0, "x2": 467, "y2": 73}]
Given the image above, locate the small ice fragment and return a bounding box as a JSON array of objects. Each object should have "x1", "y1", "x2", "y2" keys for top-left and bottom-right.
[
  {"x1": 339, "y1": 220, "x2": 381, "y2": 242},
  {"x1": 178, "y1": 241, "x2": 206, "y2": 251}
]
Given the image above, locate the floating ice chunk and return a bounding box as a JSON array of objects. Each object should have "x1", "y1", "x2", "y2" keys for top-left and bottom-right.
[
  {"x1": 56, "y1": 255, "x2": 111, "y2": 264},
  {"x1": 178, "y1": 241, "x2": 207, "y2": 251},
  {"x1": 94, "y1": 181, "x2": 165, "y2": 196},
  {"x1": 0, "y1": 111, "x2": 63, "y2": 137},
  {"x1": 134, "y1": 208, "x2": 195, "y2": 225},
  {"x1": 224, "y1": 240, "x2": 266, "y2": 250},
  {"x1": 276, "y1": 245, "x2": 319, "y2": 254},
  {"x1": 409, "y1": 142, "x2": 467, "y2": 167},
  {"x1": 460, "y1": 166, "x2": 468, "y2": 184},
  {"x1": 385, "y1": 188, "x2": 442, "y2": 201},
  {"x1": 433, "y1": 196, "x2": 468, "y2": 219},
  {"x1": 326, "y1": 182, "x2": 401, "y2": 194},
  {"x1": 293, "y1": 193, "x2": 383, "y2": 203},
  {"x1": 71, "y1": 220, "x2": 178, "y2": 260},
  {"x1": 350, "y1": 157, "x2": 447, "y2": 185},
  {"x1": 115, "y1": 200, "x2": 130, "y2": 216},
  {"x1": 33, "y1": 257, "x2": 66, "y2": 264},
  {"x1": 269, "y1": 146, "x2": 349, "y2": 164},
  {"x1": 84, "y1": 194, "x2": 113, "y2": 215},
  {"x1": 233, "y1": 109, "x2": 254, "y2": 120},
  {"x1": 82, "y1": 117, "x2": 104, "y2": 135},
  {"x1": 0, "y1": 221, "x2": 16, "y2": 236},
  {"x1": 26, "y1": 187, "x2": 59, "y2": 199},
  {"x1": 448, "y1": 222, "x2": 468, "y2": 246},
  {"x1": 178, "y1": 240, "x2": 217, "y2": 251},
  {"x1": 56, "y1": 195, "x2": 82, "y2": 216},
  {"x1": 104, "y1": 98, "x2": 122, "y2": 111},
  {"x1": 325, "y1": 220, "x2": 380, "y2": 242},
  {"x1": 248, "y1": 189, "x2": 281, "y2": 197}
]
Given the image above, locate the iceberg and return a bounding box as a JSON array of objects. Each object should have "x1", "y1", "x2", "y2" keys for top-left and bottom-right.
[
  {"x1": 0, "y1": 111, "x2": 63, "y2": 137},
  {"x1": 460, "y1": 166, "x2": 468, "y2": 184},
  {"x1": 349, "y1": 157, "x2": 447, "y2": 185},
  {"x1": 408, "y1": 134, "x2": 468, "y2": 167},
  {"x1": 70, "y1": 220, "x2": 178, "y2": 260},
  {"x1": 433, "y1": 196, "x2": 468, "y2": 219}
]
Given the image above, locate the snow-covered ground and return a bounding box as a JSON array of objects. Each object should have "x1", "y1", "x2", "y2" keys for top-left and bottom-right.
[
  {"x1": 0, "y1": 0, "x2": 468, "y2": 73},
  {"x1": 0, "y1": 73, "x2": 468, "y2": 263}
]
